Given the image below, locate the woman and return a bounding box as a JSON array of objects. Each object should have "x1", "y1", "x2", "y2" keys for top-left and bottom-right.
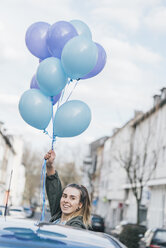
[{"x1": 45, "y1": 150, "x2": 91, "y2": 229}]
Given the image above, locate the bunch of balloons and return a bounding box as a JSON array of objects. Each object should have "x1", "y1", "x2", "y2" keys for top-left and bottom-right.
[{"x1": 19, "y1": 19, "x2": 107, "y2": 141}]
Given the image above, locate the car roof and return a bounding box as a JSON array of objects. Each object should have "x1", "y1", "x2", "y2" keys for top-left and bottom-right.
[{"x1": 0, "y1": 217, "x2": 125, "y2": 248}]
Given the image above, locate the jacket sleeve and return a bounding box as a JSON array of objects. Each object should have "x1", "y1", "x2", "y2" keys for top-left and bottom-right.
[
  {"x1": 67, "y1": 221, "x2": 86, "y2": 229},
  {"x1": 46, "y1": 172, "x2": 62, "y2": 217}
]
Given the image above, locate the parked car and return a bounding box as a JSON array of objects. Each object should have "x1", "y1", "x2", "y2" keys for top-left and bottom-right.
[
  {"x1": 23, "y1": 206, "x2": 33, "y2": 218},
  {"x1": 111, "y1": 221, "x2": 146, "y2": 239},
  {"x1": 0, "y1": 217, "x2": 127, "y2": 247},
  {"x1": 139, "y1": 228, "x2": 166, "y2": 248},
  {"x1": 111, "y1": 221, "x2": 129, "y2": 238},
  {"x1": 9, "y1": 206, "x2": 26, "y2": 219},
  {"x1": 91, "y1": 214, "x2": 105, "y2": 232}
]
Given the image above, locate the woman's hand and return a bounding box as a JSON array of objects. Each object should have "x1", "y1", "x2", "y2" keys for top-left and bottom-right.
[{"x1": 44, "y1": 150, "x2": 56, "y2": 176}]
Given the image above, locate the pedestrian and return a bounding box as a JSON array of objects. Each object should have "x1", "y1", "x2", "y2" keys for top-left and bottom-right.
[{"x1": 45, "y1": 150, "x2": 92, "y2": 230}]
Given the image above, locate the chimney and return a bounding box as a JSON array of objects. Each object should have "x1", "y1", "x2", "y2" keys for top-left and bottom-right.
[
  {"x1": 160, "y1": 87, "x2": 166, "y2": 100},
  {"x1": 153, "y1": 94, "x2": 161, "y2": 106}
]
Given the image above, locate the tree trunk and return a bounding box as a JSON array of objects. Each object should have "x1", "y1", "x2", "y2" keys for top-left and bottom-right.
[{"x1": 136, "y1": 199, "x2": 141, "y2": 225}]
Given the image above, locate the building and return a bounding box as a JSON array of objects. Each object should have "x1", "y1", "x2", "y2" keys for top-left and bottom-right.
[
  {"x1": 88, "y1": 87, "x2": 166, "y2": 230},
  {"x1": 82, "y1": 136, "x2": 108, "y2": 202},
  {"x1": 0, "y1": 122, "x2": 25, "y2": 206}
]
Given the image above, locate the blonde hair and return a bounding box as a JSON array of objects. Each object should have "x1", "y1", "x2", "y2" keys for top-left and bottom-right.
[{"x1": 62, "y1": 184, "x2": 91, "y2": 228}]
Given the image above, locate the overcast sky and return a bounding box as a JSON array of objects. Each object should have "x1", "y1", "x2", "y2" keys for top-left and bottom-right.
[{"x1": 0, "y1": 0, "x2": 166, "y2": 162}]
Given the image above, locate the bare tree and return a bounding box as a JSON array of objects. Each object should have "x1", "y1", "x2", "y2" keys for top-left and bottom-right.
[
  {"x1": 56, "y1": 162, "x2": 81, "y2": 188},
  {"x1": 22, "y1": 145, "x2": 42, "y2": 205},
  {"x1": 115, "y1": 121, "x2": 159, "y2": 224}
]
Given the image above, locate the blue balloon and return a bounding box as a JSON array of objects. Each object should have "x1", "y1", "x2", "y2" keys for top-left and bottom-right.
[
  {"x1": 47, "y1": 21, "x2": 78, "y2": 58},
  {"x1": 19, "y1": 89, "x2": 52, "y2": 130},
  {"x1": 30, "y1": 74, "x2": 62, "y2": 105},
  {"x1": 61, "y1": 36, "x2": 98, "y2": 79},
  {"x1": 53, "y1": 100, "x2": 91, "y2": 137},
  {"x1": 25, "y1": 22, "x2": 51, "y2": 60},
  {"x1": 70, "y1": 20, "x2": 92, "y2": 39},
  {"x1": 36, "y1": 57, "x2": 68, "y2": 96}
]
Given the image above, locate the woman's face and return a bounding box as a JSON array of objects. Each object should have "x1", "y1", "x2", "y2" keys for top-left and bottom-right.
[{"x1": 60, "y1": 187, "x2": 83, "y2": 215}]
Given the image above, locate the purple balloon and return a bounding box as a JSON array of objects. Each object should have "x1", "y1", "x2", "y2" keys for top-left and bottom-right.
[
  {"x1": 81, "y1": 43, "x2": 107, "y2": 79},
  {"x1": 25, "y1": 22, "x2": 51, "y2": 60},
  {"x1": 30, "y1": 75, "x2": 61, "y2": 105},
  {"x1": 46, "y1": 21, "x2": 78, "y2": 58},
  {"x1": 30, "y1": 75, "x2": 40, "y2": 89},
  {"x1": 52, "y1": 92, "x2": 61, "y2": 105}
]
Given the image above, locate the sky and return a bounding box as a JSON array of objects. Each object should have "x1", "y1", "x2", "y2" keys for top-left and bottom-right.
[{"x1": 0, "y1": 0, "x2": 166, "y2": 162}]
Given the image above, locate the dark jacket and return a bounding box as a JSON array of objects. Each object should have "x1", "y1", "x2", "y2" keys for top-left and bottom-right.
[{"x1": 46, "y1": 172, "x2": 87, "y2": 229}]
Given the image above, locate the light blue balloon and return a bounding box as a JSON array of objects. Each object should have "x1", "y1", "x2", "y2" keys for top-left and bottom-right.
[
  {"x1": 19, "y1": 89, "x2": 52, "y2": 130},
  {"x1": 53, "y1": 100, "x2": 91, "y2": 137},
  {"x1": 61, "y1": 36, "x2": 98, "y2": 79},
  {"x1": 36, "y1": 57, "x2": 68, "y2": 96},
  {"x1": 70, "y1": 20, "x2": 92, "y2": 39}
]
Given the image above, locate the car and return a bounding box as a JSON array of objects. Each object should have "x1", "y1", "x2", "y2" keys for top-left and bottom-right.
[
  {"x1": 139, "y1": 228, "x2": 166, "y2": 248},
  {"x1": 0, "y1": 217, "x2": 127, "y2": 247},
  {"x1": 23, "y1": 206, "x2": 33, "y2": 218},
  {"x1": 111, "y1": 221, "x2": 129, "y2": 238},
  {"x1": 9, "y1": 206, "x2": 26, "y2": 219},
  {"x1": 111, "y1": 221, "x2": 146, "y2": 239},
  {"x1": 91, "y1": 214, "x2": 105, "y2": 232}
]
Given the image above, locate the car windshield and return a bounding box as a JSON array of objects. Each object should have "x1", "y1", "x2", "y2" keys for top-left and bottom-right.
[
  {"x1": 154, "y1": 230, "x2": 166, "y2": 242},
  {"x1": 92, "y1": 216, "x2": 103, "y2": 222}
]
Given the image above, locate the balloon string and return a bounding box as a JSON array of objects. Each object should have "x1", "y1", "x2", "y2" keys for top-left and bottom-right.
[
  {"x1": 57, "y1": 88, "x2": 65, "y2": 110},
  {"x1": 56, "y1": 78, "x2": 71, "y2": 110},
  {"x1": 65, "y1": 79, "x2": 79, "y2": 102},
  {"x1": 50, "y1": 96, "x2": 57, "y2": 150},
  {"x1": 40, "y1": 159, "x2": 46, "y2": 222},
  {"x1": 43, "y1": 129, "x2": 52, "y2": 139}
]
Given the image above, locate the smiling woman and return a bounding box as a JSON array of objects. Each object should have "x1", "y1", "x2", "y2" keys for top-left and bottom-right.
[{"x1": 45, "y1": 150, "x2": 91, "y2": 229}]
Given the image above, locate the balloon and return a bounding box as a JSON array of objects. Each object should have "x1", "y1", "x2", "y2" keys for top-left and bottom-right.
[
  {"x1": 25, "y1": 22, "x2": 51, "y2": 60},
  {"x1": 53, "y1": 100, "x2": 91, "y2": 137},
  {"x1": 61, "y1": 36, "x2": 98, "y2": 79},
  {"x1": 36, "y1": 57, "x2": 68, "y2": 96},
  {"x1": 70, "y1": 20, "x2": 92, "y2": 39},
  {"x1": 46, "y1": 21, "x2": 78, "y2": 58},
  {"x1": 19, "y1": 89, "x2": 52, "y2": 130},
  {"x1": 81, "y1": 43, "x2": 107, "y2": 79},
  {"x1": 51, "y1": 92, "x2": 61, "y2": 105},
  {"x1": 30, "y1": 74, "x2": 61, "y2": 105},
  {"x1": 30, "y1": 75, "x2": 40, "y2": 89}
]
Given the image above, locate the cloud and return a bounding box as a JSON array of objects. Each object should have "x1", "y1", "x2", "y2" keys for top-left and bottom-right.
[
  {"x1": 92, "y1": 7, "x2": 140, "y2": 31},
  {"x1": 0, "y1": 94, "x2": 19, "y2": 105},
  {"x1": 90, "y1": 0, "x2": 163, "y2": 32},
  {"x1": 103, "y1": 37, "x2": 162, "y2": 64},
  {"x1": 145, "y1": 6, "x2": 166, "y2": 33},
  {"x1": 0, "y1": 0, "x2": 165, "y2": 156}
]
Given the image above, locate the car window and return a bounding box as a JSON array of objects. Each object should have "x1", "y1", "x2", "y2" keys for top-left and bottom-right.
[
  {"x1": 154, "y1": 230, "x2": 166, "y2": 242},
  {"x1": 10, "y1": 209, "x2": 22, "y2": 212},
  {"x1": 92, "y1": 216, "x2": 103, "y2": 222}
]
